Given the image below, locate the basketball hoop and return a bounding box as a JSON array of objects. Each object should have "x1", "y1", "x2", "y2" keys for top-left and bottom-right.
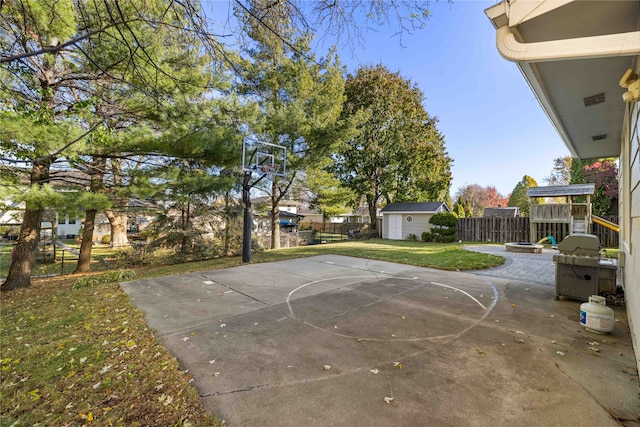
[
  {"x1": 260, "y1": 163, "x2": 280, "y2": 178},
  {"x1": 240, "y1": 139, "x2": 287, "y2": 263}
]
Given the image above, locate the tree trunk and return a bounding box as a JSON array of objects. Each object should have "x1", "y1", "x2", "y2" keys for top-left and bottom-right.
[
  {"x1": 368, "y1": 199, "x2": 378, "y2": 233},
  {"x1": 74, "y1": 157, "x2": 105, "y2": 273},
  {"x1": 270, "y1": 205, "x2": 280, "y2": 249},
  {"x1": 2, "y1": 209, "x2": 43, "y2": 291},
  {"x1": 2, "y1": 162, "x2": 50, "y2": 291},
  {"x1": 223, "y1": 191, "x2": 231, "y2": 256},
  {"x1": 180, "y1": 200, "x2": 191, "y2": 251},
  {"x1": 74, "y1": 209, "x2": 96, "y2": 273},
  {"x1": 105, "y1": 209, "x2": 129, "y2": 247}
]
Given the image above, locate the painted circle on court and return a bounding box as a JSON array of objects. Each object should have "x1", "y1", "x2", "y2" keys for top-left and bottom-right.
[{"x1": 286, "y1": 275, "x2": 498, "y2": 342}]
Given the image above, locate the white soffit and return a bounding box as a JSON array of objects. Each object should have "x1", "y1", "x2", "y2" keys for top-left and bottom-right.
[
  {"x1": 485, "y1": 0, "x2": 639, "y2": 160},
  {"x1": 508, "y1": 0, "x2": 573, "y2": 26}
]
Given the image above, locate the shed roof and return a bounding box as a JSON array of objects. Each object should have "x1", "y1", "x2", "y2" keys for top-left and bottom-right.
[
  {"x1": 526, "y1": 184, "x2": 595, "y2": 198},
  {"x1": 380, "y1": 202, "x2": 449, "y2": 213},
  {"x1": 484, "y1": 207, "x2": 519, "y2": 218}
]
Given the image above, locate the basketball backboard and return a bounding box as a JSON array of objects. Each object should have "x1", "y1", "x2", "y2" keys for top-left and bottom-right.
[{"x1": 242, "y1": 139, "x2": 287, "y2": 177}]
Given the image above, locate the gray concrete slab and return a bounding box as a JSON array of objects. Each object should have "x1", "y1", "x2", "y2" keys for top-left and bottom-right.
[{"x1": 120, "y1": 254, "x2": 639, "y2": 426}]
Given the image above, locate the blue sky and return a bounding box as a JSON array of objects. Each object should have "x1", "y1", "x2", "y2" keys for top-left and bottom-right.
[
  {"x1": 321, "y1": 0, "x2": 571, "y2": 198},
  {"x1": 207, "y1": 0, "x2": 571, "y2": 198}
]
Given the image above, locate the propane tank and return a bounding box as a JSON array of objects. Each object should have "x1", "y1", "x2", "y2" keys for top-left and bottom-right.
[{"x1": 580, "y1": 295, "x2": 614, "y2": 334}]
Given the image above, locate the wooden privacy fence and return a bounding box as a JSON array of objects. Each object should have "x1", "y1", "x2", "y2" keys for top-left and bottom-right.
[
  {"x1": 457, "y1": 216, "x2": 619, "y2": 247},
  {"x1": 592, "y1": 216, "x2": 619, "y2": 248},
  {"x1": 457, "y1": 217, "x2": 529, "y2": 243}
]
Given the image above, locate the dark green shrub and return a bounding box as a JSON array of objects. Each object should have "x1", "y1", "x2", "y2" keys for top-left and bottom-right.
[
  {"x1": 428, "y1": 212, "x2": 458, "y2": 242},
  {"x1": 421, "y1": 231, "x2": 432, "y2": 242},
  {"x1": 430, "y1": 212, "x2": 458, "y2": 228},
  {"x1": 438, "y1": 227, "x2": 457, "y2": 237}
]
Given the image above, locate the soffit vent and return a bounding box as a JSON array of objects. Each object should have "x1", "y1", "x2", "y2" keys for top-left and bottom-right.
[
  {"x1": 583, "y1": 93, "x2": 605, "y2": 107},
  {"x1": 592, "y1": 134, "x2": 607, "y2": 141}
]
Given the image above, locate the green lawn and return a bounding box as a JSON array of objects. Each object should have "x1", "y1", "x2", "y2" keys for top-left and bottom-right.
[
  {"x1": 253, "y1": 239, "x2": 505, "y2": 271},
  {"x1": 0, "y1": 239, "x2": 545, "y2": 425}
]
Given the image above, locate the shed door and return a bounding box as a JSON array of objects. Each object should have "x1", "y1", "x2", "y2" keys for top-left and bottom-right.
[{"x1": 388, "y1": 214, "x2": 402, "y2": 240}]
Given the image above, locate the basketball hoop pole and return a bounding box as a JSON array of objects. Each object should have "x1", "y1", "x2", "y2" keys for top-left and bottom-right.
[
  {"x1": 241, "y1": 139, "x2": 286, "y2": 263},
  {"x1": 242, "y1": 171, "x2": 252, "y2": 263}
]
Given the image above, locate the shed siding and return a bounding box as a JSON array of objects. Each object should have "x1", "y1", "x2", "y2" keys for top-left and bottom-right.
[
  {"x1": 388, "y1": 214, "x2": 403, "y2": 239},
  {"x1": 402, "y1": 214, "x2": 433, "y2": 239}
]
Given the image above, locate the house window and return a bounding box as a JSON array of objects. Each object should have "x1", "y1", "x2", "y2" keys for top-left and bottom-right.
[
  {"x1": 406, "y1": 215, "x2": 413, "y2": 223},
  {"x1": 69, "y1": 215, "x2": 76, "y2": 225},
  {"x1": 58, "y1": 215, "x2": 66, "y2": 225}
]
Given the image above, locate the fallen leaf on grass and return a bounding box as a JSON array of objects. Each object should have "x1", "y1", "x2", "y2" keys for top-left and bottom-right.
[
  {"x1": 393, "y1": 362, "x2": 403, "y2": 369},
  {"x1": 323, "y1": 365, "x2": 331, "y2": 371},
  {"x1": 182, "y1": 337, "x2": 190, "y2": 342},
  {"x1": 556, "y1": 351, "x2": 565, "y2": 356},
  {"x1": 384, "y1": 397, "x2": 394, "y2": 404},
  {"x1": 476, "y1": 349, "x2": 487, "y2": 355},
  {"x1": 370, "y1": 368, "x2": 380, "y2": 375}
]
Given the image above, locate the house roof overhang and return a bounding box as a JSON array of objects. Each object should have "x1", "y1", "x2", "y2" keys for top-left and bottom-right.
[{"x1": 485, "y1": 0, "x2": 640, "y2": 160}]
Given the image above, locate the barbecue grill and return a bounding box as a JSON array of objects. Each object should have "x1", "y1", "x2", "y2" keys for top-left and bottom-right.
[{"x1": 553, "y1": 233, "x2": 601, "y2": 301}]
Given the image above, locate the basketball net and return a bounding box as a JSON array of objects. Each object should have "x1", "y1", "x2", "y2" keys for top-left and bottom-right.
[{"x1": 260, "y1": 163, "x2": 280, "y2": 179}]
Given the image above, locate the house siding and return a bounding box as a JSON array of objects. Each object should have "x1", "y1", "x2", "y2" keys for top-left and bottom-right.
[
  {"x1": 56, "y1": 213, "x2": 81, "y2": 237},
  {"x1": 621, "y1": 96, "x2": 640, "y2": 373}
]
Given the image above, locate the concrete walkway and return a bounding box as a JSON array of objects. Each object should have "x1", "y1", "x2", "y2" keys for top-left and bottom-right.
[
  {"x1": 121, "y1": 254, "x2": 639, "y2": 426},
  {"x1": 464, "y1": 244, "x2": 556, "y2": 286},
  {"x1": 55, "y1": 240, "x2": 79, "y2": 256}
]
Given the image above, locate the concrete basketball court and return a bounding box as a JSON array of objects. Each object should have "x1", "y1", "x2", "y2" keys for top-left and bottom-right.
[{"x1": 120, "y1": 254, "x2": 639, "y2": 426}]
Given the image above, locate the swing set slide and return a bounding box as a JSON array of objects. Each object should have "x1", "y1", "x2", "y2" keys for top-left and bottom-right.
[{"x1": 592, "y1": 215, "x2": 620, "y2": 233}]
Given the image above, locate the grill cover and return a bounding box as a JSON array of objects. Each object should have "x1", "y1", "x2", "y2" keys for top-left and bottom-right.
[{"x1": 557, "y1": 233, "x2": 600, "y2": 257}]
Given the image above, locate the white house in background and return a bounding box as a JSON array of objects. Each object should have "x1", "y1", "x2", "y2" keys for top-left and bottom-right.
[
  {"x1": 56, "y1": 213, "x2": 81, "y2": 238},
  {"x1": 485, "y1": 0, "x2": 640, "y2": 372},
  {"x1": 380, "y1": 202, "x2": 451, "y2": 240}
]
